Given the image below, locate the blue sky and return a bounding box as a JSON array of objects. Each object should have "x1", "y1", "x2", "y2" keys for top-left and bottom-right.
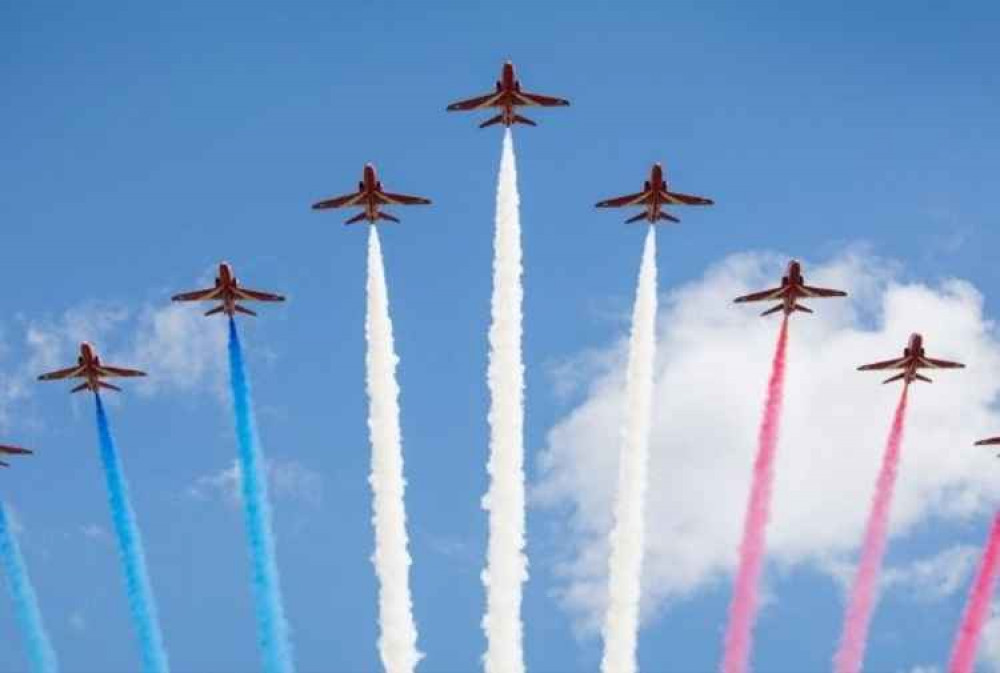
[{"x1": 1, "y1": 2, "x2": 999, "y2": 671}]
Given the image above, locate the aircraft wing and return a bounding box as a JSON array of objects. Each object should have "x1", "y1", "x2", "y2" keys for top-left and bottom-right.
[
  {"x1": 97, "y1": 365, "x2": 147, "y2": 378},
  {"x1": 801, "y1": 285, "x2": 848, "y2": 298},
  {"x1": 976, "y1": 437, "x2": 1000, "y2": 446},
  {"x1": 38, "y1": 365, "x2": 85, "y2": 381},
  {"x1": 858, "y1": 357, "x2": 909, "y2": 371},
  {"x1": 235, "y1": 288, "x2": 286, "y2": 303},
  {"x1": 920, "y1": 357, "x2": 965, "y2": 369},
  {"x1": 447, "y1": 92, "x2": 504, "y2": 111},
  {"x1": 172, "y1": 287, "x2": 223, "y2": 302},
  {"x1": 734, "y1": 287, "x2": 786, "y2": 303},
  {"x1": 311, "y1": 191, "x2": 366, "y2": 210},
  {"x1": 596, "y1": 191, "x2": 652, "y2": 208},
  {"x1": 378, "y1": 192, "x2": 432, "y2": 206},
  {"x1": 662, "y1": 190, "x2": 714, "y2": 206},
  {"x1": 515, "y1": 91, "x2": 570, "y2": 107},
  {"x1": 0, "y1": 446, "x2": 31, "y2": 455}
]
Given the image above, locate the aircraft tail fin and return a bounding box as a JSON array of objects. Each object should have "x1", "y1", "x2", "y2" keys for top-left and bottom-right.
[
  {"x1": 656, "y1": 211, "x2": 681, "y2": 223},
  {"x1": 234, "y1": 304, "x2": 257, "y2": 317},
  {"x1": 345, "y1": 212, "x2": 369, "y2": 225},
  {"x1": 793, "y1": 303, "x2": 813, "y2": 314},
  {"x1": 761, "y1": 305, "x2": 785, "y2": 317},
  {"x1": 377, "y1": 212, "x2": 400, "y2": 223},
  {"x1": 479, "y1": 115, "x2": 505, "y2": 129},
  {"x1": 205, "y1": 306, "x2": 226, "y2": 317},
  {"x1": 71, "y1": 382, "x2": 90, "y2": 394},
  {"x1": 512, "y1": 114, "x2": 537, "y2": 127}
]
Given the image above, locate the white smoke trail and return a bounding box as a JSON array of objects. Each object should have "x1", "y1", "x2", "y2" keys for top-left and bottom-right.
[
  {"x1": 481, "y1": 129, "x2": 528, "y2": 673},
  {"x1": 365, "y1": 226, "x2": 422, "y2": 673},
  {"x1": 601, "y1": 227, "x2": 658, "y2": 673}
]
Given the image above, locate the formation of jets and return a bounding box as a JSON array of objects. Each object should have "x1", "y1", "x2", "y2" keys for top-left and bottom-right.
[{"x1": 11, "y1": 59, "x2": 996, "y2": 459}]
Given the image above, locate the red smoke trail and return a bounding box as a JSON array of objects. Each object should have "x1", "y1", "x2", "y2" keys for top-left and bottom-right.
[
  {"x1": 949, "y1": 511, "x2": 1000, "y2": 673},
  {"x1": 721, "y1": 316, "x2": 790, "y2": 673},
  {"x1": 834, "y1": 385, "x2": 910, "y2": 673}
]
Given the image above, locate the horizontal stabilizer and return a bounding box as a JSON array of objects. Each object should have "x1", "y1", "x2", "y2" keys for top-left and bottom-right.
[
  {"x1": 205, "y1": 306, "x2": 226, "y2": 317},
  {"x1": 657, "y1": 211, "x2": 681, "y2": 223},
  {"x1": 479, "y1": 115, "x2": 505, "y2": 129},
  {"x1": 377, "y1": 212, "x2": 400, "y2": 223},
  {"x1": 345, "y1": 212, "x2": 369, "y2": 225},
  {"x1": 626, "y1": 212, "x2": 650, "y2": 224},
  {"x1": 793, "y1": 303, "x2": 813, "y2": 314},
  {"x1": 761, "y1": 305, "x2": 785, "y2": 317},
  {"x1": 512, "y1": 115, "x2": 537, "y2": 127},
  {"x1": 99, "y1": 381, "x2": 123, "y2": 392},
  {"x1": 915, "y1": 373, "x2": 932, "y2": 383},
  {"x1": 234, "y1": 304, "x2": 257, "y2": 317},
  {"x1": 71, "y1": 382, "x2": 91, "y2": 393}
]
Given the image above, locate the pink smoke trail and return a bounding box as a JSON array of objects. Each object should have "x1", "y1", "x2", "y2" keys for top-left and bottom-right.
[
  {"x1": 721, "y1": 316, "x2": 790, "y2": 673},
  {"x1": 833, "y1": 385, "x2": 911, "y2": 673},
  {"x1": 949, "y1": 510, "x2": 1000, "y2": 673}
]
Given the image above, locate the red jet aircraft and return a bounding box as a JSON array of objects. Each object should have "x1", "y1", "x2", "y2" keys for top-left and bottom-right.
[
  {"x1": 975, "y1": 436, "x2": 1000, "y2": 456},
  {"x1": 0, "y1": 445, "x2": 31, "y2": 468},
  {"x1": 447, "y1": 61, "x2": 570, "y2": 128},
  {"x1": 311, "y1": 164, "x2": 431, "y2": 225},
  {"x1": 734, "y1": 261, "x2": 847, "y2": 316},
  {"x1": 172, "y1": 262, "x2": 285, "y2": 317},
  {"x1": 596, "y1": 163, "x2": 714, "y2": 224},
  {"x1": 38, "y1": 342, "x2": 146, "y2": 394},
  {"x1": 858, "y1": 333, "x2": 965, "y2": 384}
]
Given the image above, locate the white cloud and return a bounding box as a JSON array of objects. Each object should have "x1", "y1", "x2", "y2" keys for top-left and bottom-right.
[
  {"x1": 535, "y1": 251, "x2": 1000, "y2": 633},
  {"x1": 981, "y1": 604, "x2": 1000, "y2": 672},
  {"x1": 824, "y1": 545, "x2": 978, "y2": 602},
  {"x1": 188, "y1": 458, "x2": 323, "y2": 508}
]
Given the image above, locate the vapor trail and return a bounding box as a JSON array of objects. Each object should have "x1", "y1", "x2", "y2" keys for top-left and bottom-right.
[
  {"x1": 834, "y1": 386, "x2": 910, "y2": 673},
  {"x1": 721, "y1": 316, "x2": 790, "y2": 673},
  {"x1": 949, "y1": 510, "x2": 1000, "y2": 673},
  {"x1": 482, "y1": 128, "x2": 527, "y2": 673},
  {"x1": 365, "y1": 226, "x2": 422, "y2": 673},
  {"x1": 601, "y1": 226, "x2": 658, "y2": 673},
  {"x1": 94, "y1": 395, "x2": 169, "y2": 673},
  {"x1": 227, "y1": 318, "x2": 293, "y2": 673},
  {"x1": 0, "y1": 501, "x2": 58, "y2": 673}
]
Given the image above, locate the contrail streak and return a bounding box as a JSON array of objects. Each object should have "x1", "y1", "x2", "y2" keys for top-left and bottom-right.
[
  {"x1": 94, "y1": 395, "x2": 169, "y2": 673},
  {"x1": 721, "y1": 316, "x2": 790, "y2": 673},
  {"x1": 949, "y1": 510, "x2": 1000, "y2": 673},
  {"x1": 601, "y1": 227, "x2": 657, "y2": 673},
  {"x1": 227, "y1": 318, "x2": 294, "y2": 673},
  {"x1": 482, "y1": 128, "x2": 527, "y2": 673},
  {"x1": 365, "y1": 226, "x2": 422, "y2": 673},
  {"x1": 0, "y1": 500, "x2": 58, "y2": 672},
  {"x1": 601, "y1": 226, "x2": 658, "y2": 673},
  {"x1": 834, "y1": 385, "x2": 910, "y2": 673}
]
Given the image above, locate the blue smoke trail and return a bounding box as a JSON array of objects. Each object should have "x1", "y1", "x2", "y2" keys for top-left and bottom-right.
[
  {"x1": 0, "y1": 501, "x2": 58, "y2": 672},
  {"x1": 95, "y1": 395, "x2": 169, "y2": 673},
  {"x1": 227, "y1": 317, "x2": 293, "y2": 673}
]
